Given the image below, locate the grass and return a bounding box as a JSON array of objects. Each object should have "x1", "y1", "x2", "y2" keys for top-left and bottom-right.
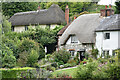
[{"x1": 52, "y1": 67, "x2": 78, "y2": 78}]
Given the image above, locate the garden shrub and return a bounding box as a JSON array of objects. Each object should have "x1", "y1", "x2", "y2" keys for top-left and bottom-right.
[
  {"x1": 91, "y1": 48, "x2": 99, "y2": 59},
  {"x1": 17, "y1": 52, "x2": 28, "y2": 67},
  {"x1": 52, "y1": 49, "x2": 71, "y2": 64},
  {"x1": 18, "y1": 38, "x2": 45, "y2": 60},
  {"x1": 1, "y1": 44, "x2": 16, "y2": 68},
  {"x1": 27, "y1": 49, "x2": 39, "y2": 67},
  {"x1": 0, "y1": 67, "x2": 35, "y2": 78},
  {"x1": 54, "y1": 72, "x2": 72, "y2": 78},
  {"x1": 75, "y1": 62, "x2": 98, "y2": 79},
  {"x1": 67, "y1": 59, "x2": 77, "y2": 67}
]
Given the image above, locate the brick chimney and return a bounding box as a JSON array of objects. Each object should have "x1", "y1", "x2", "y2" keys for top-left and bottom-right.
[
  {"x1": 65, "y1": 5, "x2": 69, "y2": 24},
  {"x1": 100, "y1": 5, "x2": 114, "y2": 17}
]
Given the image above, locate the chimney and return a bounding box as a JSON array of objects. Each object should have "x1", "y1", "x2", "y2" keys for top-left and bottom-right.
[
  {"x1": 65, "y1": 5, "x2": 69, "y2": 24},
  {"x1": 105, "y1": 5, "x2": 107, "y2": 9},
  {"x1": 109, "y1": 4, "x2": 112, "y2": 8},
  {"x1": 100, "y1": 5, "x2": 114, "y2": 17}
]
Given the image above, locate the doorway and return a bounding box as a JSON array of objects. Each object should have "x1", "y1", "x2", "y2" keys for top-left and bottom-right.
[{"x1": 78, "y1": 50, "x2": 85, "y2": 61}]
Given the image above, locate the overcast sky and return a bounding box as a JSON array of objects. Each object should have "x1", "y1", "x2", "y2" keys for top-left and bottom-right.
[{"x1": 98, "y1": 0, "x2": 117, "y2": 5}]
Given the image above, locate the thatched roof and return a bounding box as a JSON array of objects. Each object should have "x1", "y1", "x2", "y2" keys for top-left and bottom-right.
[
  {"x1": 57, "y1": 22, "x2": 71, "y2": 36},
  {"x1": 9, "y1": 4, "x2": 65, "y2": 26},
  {"x1": 95, "y1": 14, "x2": 120, "y2": 31},
  {"x1": 59, "y1": 13, "x2": 102, "y2": 45}
]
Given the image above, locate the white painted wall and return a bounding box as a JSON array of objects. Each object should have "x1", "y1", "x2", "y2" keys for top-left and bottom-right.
[
  {"x1": 96, "y1": 31, "x2": 119, "y2": 56},
  {"x1": 66, "y1": 36, "x2": 81, "y2": 44}
]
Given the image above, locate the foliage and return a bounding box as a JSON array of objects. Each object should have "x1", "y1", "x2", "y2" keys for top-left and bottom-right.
[
  {"x1": 2, "y1": 53, "x2": 16, "y2": 68},
  {"x1": 2, "y1": 15, "x2": 11, "y2": 33},
  {"x1": 67, "y1": 59, "x2": 77, "y2": 67},
  {"x1": 27, "y1": 49, "x2": 39, "y2": 67},
  {"x1": 2, "y1": 2, "x2": 39, "y2": 17},
  {"x1": 115, "y1": 1, "x2": 120, "y2": 14},
  {"x1": 91, "y1": 48, "x2": 99, "y2": 59},
  {"x1": 1, "y1": 44, "x2": 16, "y2": 68},
  {"x1": 73, "y1": 52, "x2": 80, "y2": 65},
  {"x1": 1, "y1": 67, "x2": 52, "y2": 78},
  {"x1": 75, "y1": 62, "x2": 98, "y2": 79},
  {"x1": 17, "y1": 52, "x2": 28, "y2": 67},
  {"x1": 52, "y1": 49, "x2": 71, "y2": 65}
]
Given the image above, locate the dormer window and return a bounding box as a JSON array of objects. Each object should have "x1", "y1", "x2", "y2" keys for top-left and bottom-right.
[
  {"x1": 104, "y1": 33, "x2": 110, "y2": 39},
  {"x1": 71, "y1": 35, "x2": 78, "y2": 43}
]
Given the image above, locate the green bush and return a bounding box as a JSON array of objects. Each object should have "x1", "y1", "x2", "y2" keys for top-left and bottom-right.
[
  {"x1": 75, "y1": 62, "x2": 98, "y2": 79},
  {"x1": 67, "y1": 59, "x2": 77, "y2": 67},
  {"x1": 1, "y1": 44, "x2": 16, "y2": 68},
  {"x1": 0, "y1": 67, "x2": 35, "y2": 78},
  {"x1": 91, "y1": 48, "x2": 99, "y2": 59},
  {"x1": 27, "y1": 49, "x2": 39, "y2": 67},
  {"x1": 18, "y1": 38, "x2": 45, "y2": 60},
  {"x1": 52, "y1": 49, "x2": 70, "y2": 64}
]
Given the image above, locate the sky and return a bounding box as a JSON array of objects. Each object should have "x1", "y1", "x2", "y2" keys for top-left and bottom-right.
[{"x1": 98, "y1": 0, "x2": 117, "y2": 5}]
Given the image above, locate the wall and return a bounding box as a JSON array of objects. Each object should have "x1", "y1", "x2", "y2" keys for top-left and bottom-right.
[
  {"x1": 59, "y1": 36, "x2": 93, "y2": 57},
  {"x1": 14, "y1": 24, "x2": 59, "y2": 32},
  {"x1": 96, "y1": 31, "x2": 119, "y2": 56},
  {"x1": 14, "y1": 26, "x2": 25, "y2": 32}
]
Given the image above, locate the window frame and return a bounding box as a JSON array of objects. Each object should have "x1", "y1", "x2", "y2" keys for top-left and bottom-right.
[
  {"x1": 69, "y1": 50, "x2": 75, "y2": 57},
  {"x1": 104, "y1": 33, "x2": 110, "y2": 39},
  {"x1": 71, "y1": 35, "x2": 78, "y2": 43}
]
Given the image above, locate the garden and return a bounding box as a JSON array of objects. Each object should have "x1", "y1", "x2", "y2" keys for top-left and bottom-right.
[{"x1": 0, "y1": 16, "x2": 120, "y2": 79}]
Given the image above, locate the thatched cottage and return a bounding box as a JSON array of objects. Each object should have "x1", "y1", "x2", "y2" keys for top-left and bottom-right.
[
  {"x1": 9, "y1": 4, "x2": 69, "y2": 32},
  {"x1": 57, "y1": 5, "x2": 119, "y2": 60}
]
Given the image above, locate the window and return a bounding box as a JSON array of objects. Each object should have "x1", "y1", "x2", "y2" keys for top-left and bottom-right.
[
  {"x1": 102, "y1": 50, "x2": 109, "y2": 58},
  {"x1": 25, "y1": 26, "x2": 28, "y2": 31},
  {"x1": 104, "y1": 33, "x2": 110, "y2": 39},
  {"x1": 71, "y1": 35, "x2": 78, "y2": 43},
  {"x1": 69, "y1": 50, "x2": 75, "y2": 57}
]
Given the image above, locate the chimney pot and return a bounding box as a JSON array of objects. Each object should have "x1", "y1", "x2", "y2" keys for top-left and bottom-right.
[
  {"x1": 105, "y1": 5, "x2": 107, "y2": 9},
  {"x1": 74, "y1": 16, "x2": 76, "y2": 20},
  {"x1": 66, "y1": 5, "x2": 68, "y2": 8},
  {"x1": 109, "y1": 4, "x2": 112, "y2": 8}
]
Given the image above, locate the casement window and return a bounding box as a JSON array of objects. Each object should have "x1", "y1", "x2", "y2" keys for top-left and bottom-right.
[
  {"x1": 103, "y1": 50, "x2": 109, "y2": 58},
  {"x1": 71, "y1": 35, "x2": 78, "y2": 43},
  {"x1": 25, "y1": 26, "x2": 28, "y2": 31},
  {"x1": 104, "y1": 33, "x2": 110, "y2": 39},
  {"x1": 69, "y1": 50, "x2": 75, "y2": 57}
]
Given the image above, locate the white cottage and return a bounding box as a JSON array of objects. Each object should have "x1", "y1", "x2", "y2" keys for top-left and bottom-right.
[{"x1": 95, "y1": 14, "x2": 120, "y2": 57}]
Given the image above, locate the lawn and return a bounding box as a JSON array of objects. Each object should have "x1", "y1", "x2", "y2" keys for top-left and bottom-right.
[{"x1": 52, "y1": 67, "x2": 78, "y2": 78}]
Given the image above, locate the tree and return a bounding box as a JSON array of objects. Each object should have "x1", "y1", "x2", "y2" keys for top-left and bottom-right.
[
  {"x1": 2, "y1": 2, "x2": 39, "y2": 17},
  {"x1": 115, "y1": 1, "x2": 120, "y2": 14},
  {"x1": 2, "y1": 15, "x2": 11, "y2": 34}
]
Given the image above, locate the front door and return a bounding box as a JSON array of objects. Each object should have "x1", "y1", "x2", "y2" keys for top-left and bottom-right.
[{"x1": 79, "y1": 51, "x2": 85, "y2": 61}]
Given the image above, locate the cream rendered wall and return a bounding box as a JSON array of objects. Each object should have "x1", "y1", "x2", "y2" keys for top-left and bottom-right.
[
  {"x1": 14, "y1": 26, "x2": 25, "y2": 32},
  {"x1": 14, "y1": 24, "x2": 59, "y2": 32},
  {"x1": 96, "y1": 31, "x2": 119, "y2": 56},
  {"x1": 50, "y1": 24, "x2": 59, "y2": 29}
]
